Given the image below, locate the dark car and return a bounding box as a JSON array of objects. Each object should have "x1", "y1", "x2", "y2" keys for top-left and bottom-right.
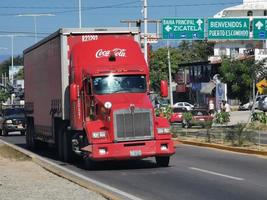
[
  {"x1": 182, "y1": 109, "x2": 213, "y2": 128},
  {"x1": 0, "y1": 106, "x2": 26, "y2": 136}
]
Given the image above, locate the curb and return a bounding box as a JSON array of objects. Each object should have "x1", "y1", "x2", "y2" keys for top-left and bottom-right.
[
  {"x1": 0, "y1": 139, "x2": 141, "y2": 200},
  {"x1": 173, "y1": 139, "x2": 267, "y2": 156}
]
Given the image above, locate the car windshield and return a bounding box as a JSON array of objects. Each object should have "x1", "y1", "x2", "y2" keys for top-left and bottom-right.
[
  {"x1": 3, "y1": 108, "x2": 24, "y2": 116},
  {"x1": 93, "y1": 75, "x2": 146, "y2": 95}
]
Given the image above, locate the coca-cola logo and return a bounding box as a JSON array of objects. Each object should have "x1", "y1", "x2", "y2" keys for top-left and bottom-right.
[{"x1": 95, "y1": 48, "x2": 126, "y2": 58}]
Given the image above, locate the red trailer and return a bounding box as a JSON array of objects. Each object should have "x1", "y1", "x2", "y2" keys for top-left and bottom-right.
[{"x1": 24, "y1": 27, "x2": 175, "y2": 168}]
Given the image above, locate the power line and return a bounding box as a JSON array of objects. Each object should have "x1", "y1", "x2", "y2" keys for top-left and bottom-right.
[{"x1": 0, "y1": 1, "x2": 247, "y2": 17}]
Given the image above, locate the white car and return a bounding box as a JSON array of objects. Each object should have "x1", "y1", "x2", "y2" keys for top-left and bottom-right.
[{"x1": 173, "y1": 102, "x2": 194, "y2": 111}]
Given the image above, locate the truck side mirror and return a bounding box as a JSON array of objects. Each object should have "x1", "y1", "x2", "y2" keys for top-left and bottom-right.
[
  {"x1": 70, "y1": 83, "x2": 79, "y2": 101},
  {"x1": 160, "y1": 80, "x2": 168, "y2": 97}
]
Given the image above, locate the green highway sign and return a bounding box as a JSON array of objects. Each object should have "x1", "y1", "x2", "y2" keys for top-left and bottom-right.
[
  {"x1": 208, "y1": 18, "x2": 250, "y2": 40},
  {"x1": 162, "y1": 18, "x2": 205, "y2": 40},
  {"x1": 253, "y1": 18, "x2": 267, "y2": 39}
]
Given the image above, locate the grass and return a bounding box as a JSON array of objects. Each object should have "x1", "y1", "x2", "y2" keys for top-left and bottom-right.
[{"x1": 0, "y1": 143, "x2": 31, "y2": 161}]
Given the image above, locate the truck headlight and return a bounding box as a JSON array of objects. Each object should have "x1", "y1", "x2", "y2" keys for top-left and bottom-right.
[
  {"x1": 92, "y1": 131, "x2": 107, "y2": 138},
  {"x1": 5, "y1": 120, "x2": 12, "y2": 124},
  {"x1": 157, "y1": 128, "x2": 170, "y2": 134},
  {"x1": 104, "y1": 102, "x2": 112, "y2": 109}
]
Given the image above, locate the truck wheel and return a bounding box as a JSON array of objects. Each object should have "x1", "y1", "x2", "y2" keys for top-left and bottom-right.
[
  {"x1": 156, "y1": 156, "x2": 170, "y2": 167},
  {"x1": 26, "y1": 119, "x2": 35, "y2": 149}
]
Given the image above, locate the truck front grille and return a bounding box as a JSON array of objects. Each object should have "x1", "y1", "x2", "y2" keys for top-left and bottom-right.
[{"x1": 114, "y1": 109, "x2": 153, "y2": 142}]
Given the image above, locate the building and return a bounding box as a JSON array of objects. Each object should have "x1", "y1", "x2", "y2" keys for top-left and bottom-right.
[{"x1": 213, "y1": 0, "x2": 267, "y2": 61}]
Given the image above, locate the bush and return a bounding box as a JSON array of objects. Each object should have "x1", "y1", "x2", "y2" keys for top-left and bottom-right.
[
  {"x1": 252, "y1": 112, "x2": 267, "y2": 124},
  {"x1": 214, "y1": 111, "x2": 230, "y2": 124},
  {"x1": 154, "y1": 105, "x2": 172, "y2": 119},
  {"x1": 224, "y1": 123, "x2": 256, "y2": 146}
]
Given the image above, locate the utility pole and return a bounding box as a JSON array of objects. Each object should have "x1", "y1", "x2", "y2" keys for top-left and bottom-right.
[
  {"x1": 167, "y1": 41, "x2": 173, "y2": 107},
  {"x1": 143, "y1": 0, "x2": 148, "y2": 63},
  {"x1": 17, "y1": 13, "x2": 55, "y2": 43},
  {"x1": 78, "y1": 0, "x2": 82, "y2": 28},
  {"x1": 0, "y1": 34, "x2": 27, "y2": 85}
]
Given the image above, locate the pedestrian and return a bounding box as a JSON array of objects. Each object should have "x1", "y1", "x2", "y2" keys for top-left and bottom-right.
[
  {"x1": 225, "y1": 101, "x2": 231, "y2": 113},
  {"x1": 220, "y1": 101, "x2": 226, "y2": 112},
  {"x1": 208, "y1": 100, "x2": 215, "y2": 115}
]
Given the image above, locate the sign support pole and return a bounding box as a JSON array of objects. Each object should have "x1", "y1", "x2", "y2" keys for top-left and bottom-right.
[
  {"x1": 167, "y1": 40, "x2": 173, "y2": 107},
  {"x1": 143, "y1": 0, "x2": 148, "y2": 63}
]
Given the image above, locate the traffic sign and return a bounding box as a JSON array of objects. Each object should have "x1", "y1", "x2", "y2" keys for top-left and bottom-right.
[
  {"x1": 162, "y1": 18, "x2": 205, "y2": 40},
  {"x1": 208, "y1": 18, "x2": 250, "y2": 40},
  {"x1": 256, "y1": 78, "x2": 267, "y2": 94},
  {"x1": 253, "y1": 18, "x2": 267, "y2": 39}
]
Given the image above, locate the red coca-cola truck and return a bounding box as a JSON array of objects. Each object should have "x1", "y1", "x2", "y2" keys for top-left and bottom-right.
[{"x1": 24, "y1": 27, "x2": 175, "y2": 168}]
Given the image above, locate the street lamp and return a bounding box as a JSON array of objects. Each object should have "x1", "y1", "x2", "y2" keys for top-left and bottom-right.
[
  {"x1": 17, "y1": 13, "x2": 55, "y2": 43},
  {"x1": 78, "y1": 0, "x2": 82, "y2": 28},
  {"x1": 0, "y1": 34, "x2": 27, "y2": 85},
  {"x1": 0, "y1": 47, "x2": 8, "y2": 51}
]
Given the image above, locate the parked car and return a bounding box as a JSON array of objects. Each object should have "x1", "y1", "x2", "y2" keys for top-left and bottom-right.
[
  {"x1": 169, "y1": 107, "x2": 187, "y2": 124},
  {"x1": 258, "y1": 96, "x2": 267, "y2": 111},
  {"x1": 173, "y1": 102, "x2": 194, "y2": 111},
  {"x1": 0, "y1": 105, "x2": 26, "y2": 136},
  {"x1": 239, "y1": 95, "x2": 267, "y2": 111},
  {"x1": 182, "y1": 109, "x2": 213, "y2": 128}
]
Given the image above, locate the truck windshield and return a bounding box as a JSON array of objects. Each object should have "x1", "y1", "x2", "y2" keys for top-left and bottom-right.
[
  {"x1": 3, "y1": 108, "x2": 24, "y2": 116},
  {"x1": 93, "y1": 75, "x2": 146, "y2": 94}
]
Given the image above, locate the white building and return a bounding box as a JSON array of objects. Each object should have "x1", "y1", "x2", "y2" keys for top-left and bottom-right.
[{"x1": 212, "y1": 0, "x2": 267, "y2": 60}]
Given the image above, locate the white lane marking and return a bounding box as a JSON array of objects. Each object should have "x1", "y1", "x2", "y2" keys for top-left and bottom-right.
[{"x1": 190, "y1": 167, "x2": 244, "y2": 181}]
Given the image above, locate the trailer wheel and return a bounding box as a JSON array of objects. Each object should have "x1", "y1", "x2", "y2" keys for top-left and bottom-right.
[
  {"x1": 155, "y1": 156, "x2": 170, "y2": 167},
  {"x1": 57, "y1": 126, "x2": 64, "y2": 160},
  {"x1": 26, "y1": 119, "x2": 35, "y2": 149}
]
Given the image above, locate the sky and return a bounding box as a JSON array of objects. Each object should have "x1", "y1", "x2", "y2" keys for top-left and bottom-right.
[{"x1": 0, "y1": 0, "x2": 243, "y2": 56}]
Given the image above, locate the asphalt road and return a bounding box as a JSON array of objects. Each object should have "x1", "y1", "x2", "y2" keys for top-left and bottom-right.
[{"x1": 1, "y1": 134, "x2": 267, "y2": 200}]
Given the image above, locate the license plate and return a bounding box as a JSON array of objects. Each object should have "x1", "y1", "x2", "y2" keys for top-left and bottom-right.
[
  {"x1": 199, "y1": 118, "x2": 205, "y2": 121},
  {"x1": 17, "y1": 124, "x2": 23, "y2": 128},
  {"x1": 130, "y1": 150, "x2": 142, "y2": 157}
]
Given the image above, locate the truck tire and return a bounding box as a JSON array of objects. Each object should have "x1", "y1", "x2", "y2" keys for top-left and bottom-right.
[
  {"x1": 57, "y1": 126, "x2": 64, "y2": 160},
  {"x1": 26, "y1": 118, "x2": 45, "y2": 149},
  {"x1": 155, "y1": 156, "x2": 170, "y2": 167},
  {"x1": 26, "y1": 119, "x2": 35, "y2": 149}
]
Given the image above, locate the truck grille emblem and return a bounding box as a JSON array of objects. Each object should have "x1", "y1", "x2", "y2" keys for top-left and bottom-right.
[{"x1": 129, "y1": 104, "x2": 135, "y2": 114}]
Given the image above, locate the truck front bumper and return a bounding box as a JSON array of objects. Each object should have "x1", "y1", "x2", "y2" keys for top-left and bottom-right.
[{"x1": 85, "y1": 140, "x2": 175, "y2": 161}]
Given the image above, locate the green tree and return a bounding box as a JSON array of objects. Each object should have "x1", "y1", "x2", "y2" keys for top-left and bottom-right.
[
  {"x1": 220, "y1": 58, "x2": 267, "y2": 103},
  {"x1": 0, "y1": 55, "x2": 23, "y2": 77},
  {"x1": 0, "y1": 89, "x2": 9, "y2": 103},
  {"x1": 149, "y1": 41, "x2": 214, "y2": 92},
  {"x1": 14, "y1": 68, "x2": 24, "y2": 79}
]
